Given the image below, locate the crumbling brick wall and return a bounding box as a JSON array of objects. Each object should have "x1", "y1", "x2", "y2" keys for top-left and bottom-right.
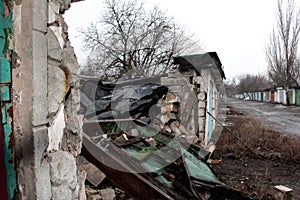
[
  {"x1": 11, "y1": 0, "x2": 84, "y2": 199},
  {"x1": 161, "y1": 70, "x2": 207, "y2": 144}
]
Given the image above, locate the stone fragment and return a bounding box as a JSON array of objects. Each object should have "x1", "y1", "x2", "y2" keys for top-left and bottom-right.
[
  {"x1": 52, "y1": 0, "x2": 72, "y2": 12},
  {"x1": 198, "y1": 92, "x2": 206, "y2": 101},
  {"x1": 167, "y1": 86, "x2": 181, "y2": 93},
  {"x1": 130, "y1": 129, "x2": 139, "y2": 137},
  {"x1": 273, "y1": 185, "x2": 293, "y2": 200},
  {"x1": 165, "y1": 92, "x2": 178, "y2": 103},
  {"x1": 178, "y1": 125, "x2": 190, "y2": 135},
  {"x1": 48, "y1": 64, "x2": 69, "y2": 115},
  {"x1": 161, "y1": 103, "x2": 178, "y2": 114},
  {"x1": 48, "y1": 1, "x2": 60, "y2": 24},
  {"x1": 114, "y1": 134, "x2": 129, "y2": 142},
  {"x1": 163, "y1": 125, "x2": 172, "y2": 133},
  {"x1": 160, "y1": 112, "x2": 177, "y2": 124},
  {"x1": 170, "y1": 121, "x2": 181, "y2": 137},
  {"x1": 51, "y1": 184, "x2": 73, "y2": 200},
  {"x1": 198, "y1": 109, "x2": 206, "y2": 117},
  {"x1": 63, "y1": 44, "x2": 80, "y2": 78},
  {"x1": 48, "y1": 150, "x2": 77, "y2": 189},
  {"x1": 99, "y1": 188, "x2": 116, "y2": 200},
  {"x1": 160, "y1": 77, "x2": 174, "y2": 86},
  {"x1": 145, "y1": 138, "x2": 157, "y2": 147},
  {"x1": 47, "y1": 28, "x2": 63, "y2": 61},
  {"x1": 50, "y1": 26, "x2": 65, "y2": 49},
  {"x1": 193, "y1": 76, "x2": 202, "y2": 84},
  {"x1": 78, "y1": 170, "x2": 87, "y2": 200},
  {"x1": 87, "y1": 194, "x2": 102, "y2": 200},
  {"x1": 167, "y1": 70, "x2": 181, "y2": 78}
]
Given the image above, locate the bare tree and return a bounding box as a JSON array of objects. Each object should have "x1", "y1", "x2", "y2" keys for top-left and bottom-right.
[
  {"x1": 236, "y1": 74, "x2": 272, "y2": 97},
  {"x1": 265, "y1": 0, "x2": 300, "y2": 105},
  {"x1": 80, "y1": 0, "x2": 202, "y2": 80}
]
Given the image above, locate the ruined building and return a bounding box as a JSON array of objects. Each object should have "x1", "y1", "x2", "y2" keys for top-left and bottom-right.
[
  {"x1": 0, "y1": 1, "x2": 84, "y2": 199},
  {"x1": 0, "y1": 0, "x2": 228, "y2": 199}
]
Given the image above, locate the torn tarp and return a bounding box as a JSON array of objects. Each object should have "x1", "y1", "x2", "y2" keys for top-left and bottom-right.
[{"x1": 95, "y1": 81, "x2": 168, "y2": 119}]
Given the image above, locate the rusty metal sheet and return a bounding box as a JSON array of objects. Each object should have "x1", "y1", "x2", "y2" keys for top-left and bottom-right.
[{"x1": 82, "y1": 132, "x2": 175, "y2": 200}]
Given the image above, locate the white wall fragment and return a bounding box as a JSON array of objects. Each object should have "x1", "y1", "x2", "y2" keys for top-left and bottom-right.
[
  {"x1": 48, "y1": 1, "x2": 60, "y2": 24},
  {"x1": 47, "y1": 104, "x2": 66, "y2": 152},
  {"x1": 50, "y1": 26, "x2": 65, "y2": 49}
]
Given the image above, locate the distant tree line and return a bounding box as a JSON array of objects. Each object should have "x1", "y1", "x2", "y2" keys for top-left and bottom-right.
[{"x1": 225, "y1": 74, "x2": 272, "y2": 97}]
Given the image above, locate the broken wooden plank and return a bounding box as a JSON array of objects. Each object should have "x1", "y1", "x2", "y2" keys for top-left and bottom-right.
[{"x1": 77, "y1": 156, "x2": 106, "y2": 187}]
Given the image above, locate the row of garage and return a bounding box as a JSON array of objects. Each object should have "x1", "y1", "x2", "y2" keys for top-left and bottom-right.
[{"x1": 234, "y1": 87, "x2": 300, "y2": 106}]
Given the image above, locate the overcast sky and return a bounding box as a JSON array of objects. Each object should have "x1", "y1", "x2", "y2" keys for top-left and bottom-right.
[{"x1": 64, "y1": 0, "x2": 284, "y2": 80}]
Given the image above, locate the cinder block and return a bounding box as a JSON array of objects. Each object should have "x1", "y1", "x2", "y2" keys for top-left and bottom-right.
[
  {"x1": 33, "y1": 126, "x2": 51, "y2": 200},
  {"x1": 198, "y1": 109, "x2": 206, "y2": 117},
  {"x1": 32, "y1": 31, "x2": 48, "y2": 126},
  {"x1": 161, "y1": 77, "x2": 174, "y2": 86},
  {"x1": 198, "y1": 92, "x2": 206, "y2": 101},
  {"x1": 193, "y1": 76, "x2": 202, "y2": 84},
  {"x1": 48, "y1": 151, "x2": 77, "y2": 189},
  {"x1": 168, "y1": 86, "x2": 181, "y2": 93},
  {"x1": 173, "y1": 77, "x2": 189, "y2": 85},
  {"x1": 167, "y1": 70, "x2": 181, "y2": 78},
  {"x1": 198, "y1": 101, "x2": 206, "y2": 108},
  {"x1": 181, "y1": 70, "x2": 197, "y2": 77},
  {"x1": 33, "y1": 0, "x2": 47, "y2": 32},
  {"x1": 99, "y1": 188, "x2": 116, "y2": 200}
]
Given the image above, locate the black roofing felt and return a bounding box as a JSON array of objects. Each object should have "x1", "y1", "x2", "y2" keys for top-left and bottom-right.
[{"x1": 173, "y1": 52, "x2": 226, "y2": 79}]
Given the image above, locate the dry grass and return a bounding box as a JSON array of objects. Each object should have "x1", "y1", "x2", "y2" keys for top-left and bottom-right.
[
  {"x1": 215, "y1": 112, "x2": 300, "y2": 162},
  {"x1": 212, "y1": 106, "x2": 300, "y2": 199}
]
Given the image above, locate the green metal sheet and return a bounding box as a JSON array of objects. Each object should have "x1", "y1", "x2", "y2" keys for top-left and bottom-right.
[
  {"x1": 0, "y1": 1, "x2": 15, "y2": 199},
  {"x1": 0, "y1": 85, "x2": 10, "y2": 101},
  {"x1": 182, "y1": 148, "x2": 223, "y2": 186},
  {"x1": 0, "y1": 59, "x2": 11, "y2": 84},
  {"x1": 124, "y1": 145, "x2": 158, "y2": 161},
  {"x1": 296, "y1": 89, "x2": 300, "y2": 106}
]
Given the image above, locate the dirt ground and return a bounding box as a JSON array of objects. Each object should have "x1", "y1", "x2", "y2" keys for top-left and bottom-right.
[{"x1": 211, "y1": 106, "x2": 300, "y2": 200}]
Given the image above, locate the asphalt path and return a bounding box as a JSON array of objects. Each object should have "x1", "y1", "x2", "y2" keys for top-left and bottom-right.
[{"x1": 223, "y1": 98, "x2": 300, "y2": 136}]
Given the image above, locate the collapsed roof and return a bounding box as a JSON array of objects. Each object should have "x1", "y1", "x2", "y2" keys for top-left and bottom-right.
[{"x1": 80, "y1": 71, "x2": 246, "y2": 199}]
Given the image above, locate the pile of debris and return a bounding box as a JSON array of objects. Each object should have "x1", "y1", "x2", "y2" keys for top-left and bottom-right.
[{"x1": 79, "y1": 78, "x2": 248, "y2": 199}]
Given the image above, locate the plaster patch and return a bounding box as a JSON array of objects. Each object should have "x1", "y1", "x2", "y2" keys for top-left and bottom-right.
[
  {"x1": 50, "y1": 26, "x2": 65, "y2": 49},
  {"x1": 47, "y1": 104, "x2": 65, "y2": 152}
]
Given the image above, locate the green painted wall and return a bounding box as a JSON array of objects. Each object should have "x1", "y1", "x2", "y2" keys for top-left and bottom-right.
[
  {"x1": 296, "y1": 89, "x2": 300, "y2": 106},
  {"x1": 0, "y1": 1, "x2": 16, "y2": 199}
]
